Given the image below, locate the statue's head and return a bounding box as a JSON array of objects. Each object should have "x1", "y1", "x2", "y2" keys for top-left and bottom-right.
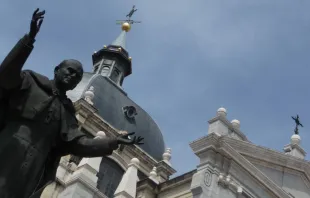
[{"x1": 54, "y1": 59, "x2": 83, "y2": 91}]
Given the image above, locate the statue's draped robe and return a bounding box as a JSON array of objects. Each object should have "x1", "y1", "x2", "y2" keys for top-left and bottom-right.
[{"x1": 0, "y1": 35, "x2": 118, "y2": 198}]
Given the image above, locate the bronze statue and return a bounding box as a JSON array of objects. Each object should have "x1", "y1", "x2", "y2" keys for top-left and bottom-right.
[
  {"x1": 0, "y1": 8, "x2": 143, "y2": 198},
  {"x1": 292, "y1": 114, "x2": 303, "y2": 135}
]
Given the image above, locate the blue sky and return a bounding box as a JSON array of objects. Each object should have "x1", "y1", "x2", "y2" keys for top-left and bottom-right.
[{"x1": 1, "y1": 1, "x2": 310, "y2": 177}]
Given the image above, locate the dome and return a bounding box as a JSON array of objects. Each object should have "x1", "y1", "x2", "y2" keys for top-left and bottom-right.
[{"x1": 67, "y1": 72, "x2": 165, "y2": 160}]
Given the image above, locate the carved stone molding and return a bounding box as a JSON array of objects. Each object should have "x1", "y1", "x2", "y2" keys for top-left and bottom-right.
[{"x1": 204, "y1": 169, "x2": 212, "y2": 187}]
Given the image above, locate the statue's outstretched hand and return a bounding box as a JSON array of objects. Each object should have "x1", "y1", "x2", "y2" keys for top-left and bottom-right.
[
  {"x1": 29, "y1": 8, "x2": 45, "y2": 39},
  {"x1": 116, "y1": 132, "x2": 144, "y2": 146}
]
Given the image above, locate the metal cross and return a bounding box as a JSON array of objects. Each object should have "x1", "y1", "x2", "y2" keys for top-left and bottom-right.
[{"x1": 291, "y1": 114, "x2": 303, "y2": 135}]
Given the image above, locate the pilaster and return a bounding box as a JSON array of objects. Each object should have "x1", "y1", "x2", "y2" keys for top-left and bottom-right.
[{"x1": 190, "y1": 150, "x2": 231, "y2": 198}]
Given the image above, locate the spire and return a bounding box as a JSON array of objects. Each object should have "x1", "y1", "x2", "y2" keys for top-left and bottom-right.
[
  {"x1": 91, "y1": 6, "x2": 141, "y2": 86},
  {"x1": 112, "y1": 5, "x2": 141, "y2": 49},
  {"x1": 112, "y1": 30, "x2": 127, "y2": 49}
]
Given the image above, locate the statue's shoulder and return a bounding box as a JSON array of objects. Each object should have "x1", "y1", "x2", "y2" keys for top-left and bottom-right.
[
  {"x1": 23, "y1": 70, "x2": 49, "y2": 83},
  {"x1": 21, "y1": 70, "x2": 52, "y2": 91}
]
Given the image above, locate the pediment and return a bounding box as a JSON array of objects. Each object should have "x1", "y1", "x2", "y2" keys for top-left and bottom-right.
[
  {"x1": 190, "y1": 134, "x2": 292, "y2": 198},
  {"x1": 222, "y1": 136, "x2": 310, "y2": 198}
]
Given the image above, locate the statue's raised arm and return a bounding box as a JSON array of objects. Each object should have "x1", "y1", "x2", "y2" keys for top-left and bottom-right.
[
  {"x1": 0, "y1": 8, "x2": 45, "y2": 90},
  {"x1": 29, "y1": 8, "x2": 45, "y2": 39}
]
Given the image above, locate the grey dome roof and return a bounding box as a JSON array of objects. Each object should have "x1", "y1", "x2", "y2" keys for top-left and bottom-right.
[{"x1": 67, "y1": 72, "x2": 165, "y2": 160}]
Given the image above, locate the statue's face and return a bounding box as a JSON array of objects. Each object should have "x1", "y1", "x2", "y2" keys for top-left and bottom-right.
[{"x1": 54, "y1": 59, "x2": 83, "y2": 91}]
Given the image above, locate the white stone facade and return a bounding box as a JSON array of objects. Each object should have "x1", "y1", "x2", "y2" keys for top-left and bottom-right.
[{"x1": 41, "y1": 103, "x2": 310, "y2": 198}]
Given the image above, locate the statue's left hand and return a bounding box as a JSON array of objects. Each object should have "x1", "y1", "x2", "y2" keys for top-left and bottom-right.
[
  {"x1": 29, "y1": 8, "x2": 45, "y2": 39},
  {"x1": 116, "y1": 132, "x2": 144, "y2": 146}
]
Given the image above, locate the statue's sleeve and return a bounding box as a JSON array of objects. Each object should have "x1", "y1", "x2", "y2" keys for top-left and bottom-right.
[
  {"x1": 64, "y1": 136, "x2": 119, "y2": 157},
  {"x1": 0, "y1": 34, "x2": 35, "y2": 90},
  {"x1": 57, "y1": 101, "x2": 119, "y2": 157}
]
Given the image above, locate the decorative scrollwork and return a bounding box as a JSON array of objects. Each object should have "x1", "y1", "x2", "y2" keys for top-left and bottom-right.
[{"x1": 204, "y1": 170, "x2": 212, "y2": 187}]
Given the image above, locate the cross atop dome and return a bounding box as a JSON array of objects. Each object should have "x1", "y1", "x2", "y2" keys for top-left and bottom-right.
[
  {"x1": 284, "y1": 114, "x2": 306, "y2": 159},
  {"x1": 113, "y1": 5, "x2": 142, "y2": 49},
  {"x1": 91, "y1": 5, "x2": 143, "y2": 83}
]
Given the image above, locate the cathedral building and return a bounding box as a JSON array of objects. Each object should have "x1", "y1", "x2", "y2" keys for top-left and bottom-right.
[{"x1": 42, "y1": 20, "x2": 310, "y2": 198}]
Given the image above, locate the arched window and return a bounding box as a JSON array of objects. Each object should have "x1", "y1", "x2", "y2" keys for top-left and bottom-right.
[
  {"x1": 93, "y1": 66, "x2": 99, "y2": 73},
  {"x1": 97, "y1": 157, "x2": 125, "y2": 198},
  {"x1": 119, "y1": 74, "x2": 124, "y2": 86},
  {"x1": 110, "y1": 67, "x2": 120, "y2": 84},
  {"x1": 101, "y1": 66, "x2": 110, "y2": 76},
  {"x1": 93, "y1": 62, "x2": 101, "y2": 73}
]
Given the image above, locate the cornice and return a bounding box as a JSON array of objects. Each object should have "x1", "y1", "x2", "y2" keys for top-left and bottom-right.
[
  {"x1": 157, "y1": 161, "x2": 177, "y2": 176},
  {"x1": 137, "y1": 178, "x2": 159, "y2": 193},
  {"x1": 126, "y1": 145, "x2": 158, "y2": 169},
  {"x1": 84, "y1": 112, "x2": 120, "y2": 138},
  {"x1": 190, "y1": 133, "x2": 221, "y2": 155},
  {"x1": 159, "y1": 169, "x2": 196, "y2": 191}
]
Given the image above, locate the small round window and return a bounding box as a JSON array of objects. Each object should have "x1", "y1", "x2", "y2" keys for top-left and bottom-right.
[{"x1": 123, "y1": 106, "x2": 137, "y2": 119}]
